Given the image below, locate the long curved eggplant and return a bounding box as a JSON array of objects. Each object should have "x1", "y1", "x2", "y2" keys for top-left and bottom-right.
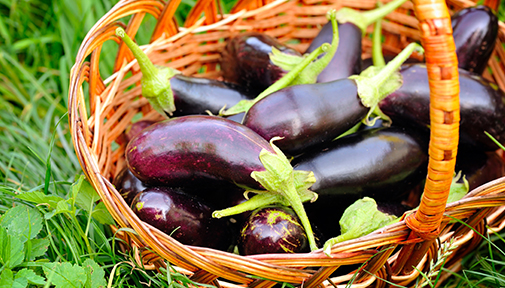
[
  {"x1": 292, "y1": 126, "x2": 428, "y2": 237},
  {"x1": 242, "y1": 43, "x2": 420, "y2": 155},
  {"x1": 305, "y1": 22, "x2": 362, "y2": 82},
  {"x1": 379, "y1": 63, "x2": 505, "y2": 150},
  {"x1": 171, "y1": 74, "x2": 256, "y2": 117},
  {"x1": 116, "y1": 28, "x2": 256, "y2": 117},
  {"x1": 126, "y1": 115, "x2": 274, "y2": 189},
  {"x1": 452, "y1": 5, "x2": 498, "y2": 74},
  {"x1": 126, "y1": 115, "x2": 320, "y2": 250},
  {"x1": 220, "y1": 32, "x2": 302, "y2": 96},
  {"x1": 305, "y1": 0, "x2": 409, "y2": 83},
  {"x1": 131, "y1": 186, "x2": 233, "y2": 251}
]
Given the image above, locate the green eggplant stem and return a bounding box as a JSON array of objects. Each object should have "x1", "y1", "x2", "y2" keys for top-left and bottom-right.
[
  {"x1": 115, "y1": 27, "x2": 179, "y2": 116},
  {"x1": 369, "y1": 42, "x2": 422, "y2": 89},
  {"x1": 221, "y1": 43, "x2": 330, "y2": 116},
  {"x1": 212, "y1": 193, "x2": 282, "y2": 218},
  {"x1": 290, "y1": 9, "x2": 340, "y2": 85},
  {"x1": 372, "y1": 9, "x2": 386, "y2": 68},
  {"x1": 336, "y1": 0, "x2": 408, "y2": 34}
]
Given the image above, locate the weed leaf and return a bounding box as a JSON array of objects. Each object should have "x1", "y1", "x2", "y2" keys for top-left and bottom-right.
[
  {"x1": 16, "y1": 268, "x2": 46, "y2": 286},
  {"x1": 43, "y1": 262, "x2": 86, "y2": 288},
  {"x1": 0, "y1": 226, "x2": 25, "y2": 269},
  {"x1": 73, "y1": 175, "x2": 101, "y2": 214},
  {"x1": 16, "y1": 191, "x2": 64, "y2": 209},
  {"x1": 28, "y1": 238, "x2": 50, "y2": 260},
  {"x1": 82, "y1": 259, "x2": 107, "y2": 288},
  {"x1": 92, "y1": 202, "x2": 115, "y2": 225},
  {"x1": 0, "y1": 205, "x2": 43, "y2": 242}
]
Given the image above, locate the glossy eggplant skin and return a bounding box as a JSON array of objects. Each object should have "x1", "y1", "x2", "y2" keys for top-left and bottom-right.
[
  {"x1": 243, "y1": 79, "x2": 365, "y2": 156},
  {"x1": 238, "y1": 205, "x2": 309, "y2": 255},
  {"x1": 171, "y1": 74, "x2": 256, "y2": 117},
  {"x1": 379, "y1": 64, "x2": 505, "y2": 150},
  {"x1": 124, "y1": 120, "x2": 156, "y2": 143},
  {"x1": 220, "y1": 32, "x2": 302, "y2": 95},
  {"x1": 131, "y1": 187, "x2": 233, "y2": 251},
  {"x1": 455, "y1": 147, "x2": 505, "y2": 191},
  {"x1": 113, "y1": 167, "x2": 148, "y2": 206},
  {"x1": 452, "y1": 5, "x2": 498, "y2": 74},
  {"x1": 126, "y1": 115, "x2": 274, "y2": 189},
  {"x1": 305, "y1": 22, "x2": 362, "y2": 83},
  {"x1": 293, "y1": 126, "x2": 428, "y2": 237}
]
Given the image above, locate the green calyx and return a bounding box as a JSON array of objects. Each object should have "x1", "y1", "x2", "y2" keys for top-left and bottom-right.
[
  {"x1": 270, "y1": 9, "x2": 340, "y2": 86},
  {"x1": 220, "y1": 43, "x2": 330, "y2": 116},
  {"x1": 115, "y1": 27, "x2": 180, "y2": 116},
  {"x1": 212, "y1": 137, "x2": 319, "y2": 251},
  {"x1": 371, "y1": 3, "x2": 386, "y2": 68},
  {"x1": 336, "y1": 0, "x2": 408, "y2": 34},
  {"x1": 349, "y1": 42, "x2": 424, "y2": 125},
  {"x1": 323, "y1": 197, "x2": 398, "y2": 256}
]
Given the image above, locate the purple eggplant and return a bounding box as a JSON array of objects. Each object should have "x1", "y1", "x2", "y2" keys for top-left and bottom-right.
[
  {"x1": 292, "y1": 126, "x2": 428, "y2": 237},
  {"x1": 238, "y1": 205, "x2": 310, "y2": 255},
  {"x1": 126, "y1": 115, "x2": 320, "y2": 250},
  {"x1": 220, "y1": 32, "x2": 302, "y2": 96},
  {"x1": 452, "y1": 5, "x2": 498, "y2": 74},
  {"x1": 241, "y1": 43, "x2": 420, "y2": 155},
  {"x1": 113, "y1": 166, "x2": 148, "y2": 205},
  {"x1": 171, "y1": 74, "x2": 256, "y2": 117},
  {"x1": 304, "y1": 0, "x2": 409, "y2": 83},
  {"x1": 455, "y1": 147, "x2": 505, "y2": 191},
  {"x1": 124, "y1": 120, "x2": 156, "y2": 143},
  {"x1": 306, "y1": 22, "x2": 362, "y2": 82},
  {"x1": 379, "y1": 63, "x2": 505, "y2": 151},
  {"x1": 115, "y1": 28, "x2": 255, "y2": 117},
  {"x1": 131, "y1": 186, "x2": 233, "y2": 251},
  {"x1": 126, "y1": 115, "x2": 274, "y2": 189}
]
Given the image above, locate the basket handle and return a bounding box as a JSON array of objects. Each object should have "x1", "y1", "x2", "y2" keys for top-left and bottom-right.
[{"x1": 394, "y1": 0, "x2": 460, "y2": 275}]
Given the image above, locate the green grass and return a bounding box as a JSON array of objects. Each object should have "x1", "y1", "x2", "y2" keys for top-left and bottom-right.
[{"x1": 2, "y1": 0, "x2": 505, "y2": 287}]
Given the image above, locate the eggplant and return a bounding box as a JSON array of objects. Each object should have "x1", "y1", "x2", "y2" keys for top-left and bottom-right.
[
  {"x1": 304, "y1": 0, "x2": 409, "y2": 83},
  {"x1": 126, "y1": 114, "x2": 321, "y2": 250},
  {"x1": 124, "y1": 120, "x2": 156, "y2": 143},
  {"x1": 171, "y1": 74, "x2": 256, "y2": 117},
  {"x1": 242, "y1": 43, "x2": 420, "y2": 155},
  {"x1": 238, "y1": 205, "x2": 310, "y2": 255},
  {"x1": 126, "y1": 115, "x2": 274, "y2": 189},
  {"x1": 113, "y1": 166, "x2": 148, "y2": 205},
  {"x1": 379, "y1": 63, "x2": 505, "y2": 151},
  {"x1": 131, "y1": 186, "x2": 233, "y2": 251},
  {"x1": 455, "y1": 147, "x2": 505, "y2": 191},
  {"x1": 292, "y1": 126, "x2": 428, "y2": 237},
  {"x1": 220, "y1": 32, "x2": 302, "y2": 96},
  {"x1": 452, "y1": 5, "x2": 498, "y2": 74},
  {"x1": 115, "y1": 28, "x2": 255, "y2": 117},
  {"x1": 305, "y1": 22, "x2": 362, "y2": 82}
]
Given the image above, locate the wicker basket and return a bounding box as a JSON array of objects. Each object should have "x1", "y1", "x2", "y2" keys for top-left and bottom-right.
[{"x1": 68, "y1": 0, "x2": 505, "y2": 286}]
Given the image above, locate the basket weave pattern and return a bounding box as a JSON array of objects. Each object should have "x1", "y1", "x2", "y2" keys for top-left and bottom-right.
[{"x1": 69, "y1": 0, "x2": 505, "y2": 286}]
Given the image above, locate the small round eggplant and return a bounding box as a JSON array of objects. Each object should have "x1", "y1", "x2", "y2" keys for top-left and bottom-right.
[
  {"x1": 131, "y1": 186, "x2": 233, "y2": 251},
  {"x1": 293, "y1": 126, "x2": 428, "y2": 237},
  {"x1": 113, "y1": 166, "x2": 148, "y2": 205},
  {"x1": 379, "y1": 63, "x2": 505, "y2": 151},
  {"x1": 238, "y1": 205, "x2": 310, "y2": 255},
  {"x1": 220, "y1": 32, "x2": 302, "y2": 96},
  {"x1": 452, "y1": 5, "x2": 498, "y2": 75},
  {"x1": 126, "y1": 115, "x2": 274, "y2": 189}
]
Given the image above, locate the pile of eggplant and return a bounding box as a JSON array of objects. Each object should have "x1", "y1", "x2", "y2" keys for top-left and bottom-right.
[{"x1": 112, "y1": 4, "x2": 505, "y2": 255}]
